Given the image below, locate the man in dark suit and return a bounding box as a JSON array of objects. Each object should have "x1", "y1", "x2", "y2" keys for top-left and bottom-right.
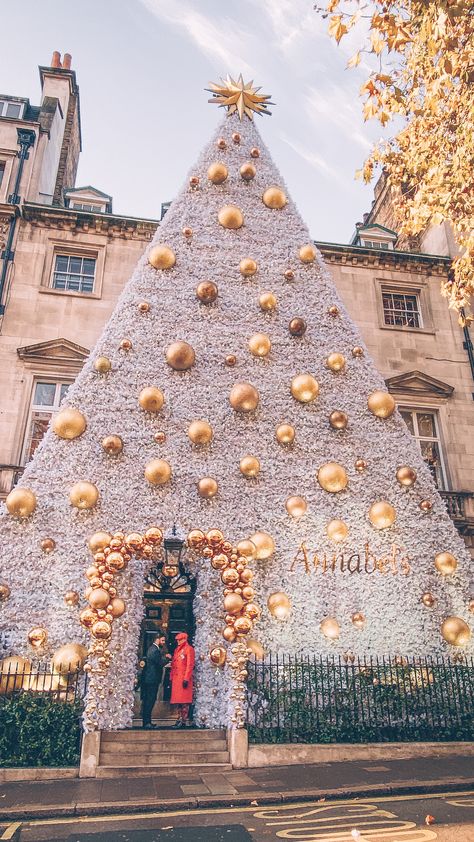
[{"x1": 140, "y1": 634, "x2": 166, "y2": 729}]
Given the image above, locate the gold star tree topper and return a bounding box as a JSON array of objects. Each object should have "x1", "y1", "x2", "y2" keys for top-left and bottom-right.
[{"x1": 207, "y1": 74, "x2": 274, "y2": 120}]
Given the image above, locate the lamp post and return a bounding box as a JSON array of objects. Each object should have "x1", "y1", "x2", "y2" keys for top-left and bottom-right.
[{"x1": 162, "y1": 526, "x2": 186, "y2": 581}]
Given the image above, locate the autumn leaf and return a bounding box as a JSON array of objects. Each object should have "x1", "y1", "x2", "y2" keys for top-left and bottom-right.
[
  {"x1": 328, "y1": 14, "x2": 348, "y2": 43},
  {"x1": 347, "y1": 51, "x2": 361, "y2": 68},
  {"x1": 370, "y1": 30, "x2": 385, "y2": 54}
]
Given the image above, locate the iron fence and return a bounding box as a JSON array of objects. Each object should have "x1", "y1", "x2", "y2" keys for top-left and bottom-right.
[
  {"x1": 247, "y1": 654, "x2": 474, "y2": 744},
  {"x1": 0, "y1": 663, "x2": 85, "y2": 702}
]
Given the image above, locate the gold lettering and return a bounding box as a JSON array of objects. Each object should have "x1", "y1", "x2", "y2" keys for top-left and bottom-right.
[
  {"x1": 364, "y1": 542, "x2": 377, "y2": 574},
  {"x1": 289, "y1": 542, "x2": 413, "y2": 575},
  {"x1": 347, "y1": 553, "x2": 361, "y2": 574},
  {"x1": 290, "y1": 542, "x2": 310, "y2": 573},
  {"x1": 400, "y1": 553, "x2": 412, "y2": 575}
]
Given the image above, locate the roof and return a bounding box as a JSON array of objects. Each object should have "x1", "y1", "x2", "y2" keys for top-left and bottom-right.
[{"x1": 65, "y1": 185, "x2": 112, "y2": 201}]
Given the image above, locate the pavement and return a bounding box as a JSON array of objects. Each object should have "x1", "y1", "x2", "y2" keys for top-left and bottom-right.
[{"x1": 0, "y1": 754, "x2": 474, "y2": 822}]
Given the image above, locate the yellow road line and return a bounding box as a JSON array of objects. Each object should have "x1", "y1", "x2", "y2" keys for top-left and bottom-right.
[
  {"x1": 0, "y1": 822, "x2": 22, "y2": 840},
  {"x1": 26, "y1": 790, "x2": 474, "y2": 828}
]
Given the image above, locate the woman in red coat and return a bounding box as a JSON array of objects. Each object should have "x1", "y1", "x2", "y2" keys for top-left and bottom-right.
[{"x1": 170, "y1": 632, "x2": 195, "y2": 728}]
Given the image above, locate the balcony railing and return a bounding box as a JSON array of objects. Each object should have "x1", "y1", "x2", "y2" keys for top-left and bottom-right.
[
  {"x1": 0, "y1": 464, "x2": 25, "y2": 498},
  {"x1": 440, "y1": 490, "x2": 474, "y2": 522}
]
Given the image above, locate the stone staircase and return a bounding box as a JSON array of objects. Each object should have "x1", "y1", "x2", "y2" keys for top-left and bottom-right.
[{"x1": 96, "y1": 729, "x2": 232, "y2": 777}]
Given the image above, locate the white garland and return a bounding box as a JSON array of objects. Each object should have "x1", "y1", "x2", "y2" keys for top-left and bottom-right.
[{"x1": 0, "y1": 112, "x2": 472, "y2": 732}]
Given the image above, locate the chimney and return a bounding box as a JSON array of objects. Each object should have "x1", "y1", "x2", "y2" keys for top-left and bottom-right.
[
  {"x1": 362, "y1": 212, "x2": 369, "y2": 223},
  {"x1": 62, "y1": 53, "x2": 72, "y2": 69},
  {"x1": 51, "y1": 51, "x2": 61, "y2": 68}
]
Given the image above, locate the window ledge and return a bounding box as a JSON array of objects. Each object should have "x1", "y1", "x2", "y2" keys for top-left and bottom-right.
[
  {"x1": 38, "y1": 287, "x2": 101, "y2": 301},
  {"x1": 380, "y1": 323, "x2": 435, "y2": 336}
]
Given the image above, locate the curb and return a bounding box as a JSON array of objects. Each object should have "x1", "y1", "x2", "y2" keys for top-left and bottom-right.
[{"x1": 1, "y1": 778, "x2": 474, "y2": 822}]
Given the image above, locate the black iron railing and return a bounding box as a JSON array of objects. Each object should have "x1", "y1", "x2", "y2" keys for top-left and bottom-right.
[
  {"x1": 247, "y1": 654, "x2": 474, "y2": 744},
  {"x1": 0, "y1": 664, "x2": 85, "y2": 702}
]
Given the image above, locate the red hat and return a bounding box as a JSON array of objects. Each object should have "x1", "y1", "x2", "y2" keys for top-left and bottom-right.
[{"x1": 176, "y1": 632, "x2": 188, "y2": 641}]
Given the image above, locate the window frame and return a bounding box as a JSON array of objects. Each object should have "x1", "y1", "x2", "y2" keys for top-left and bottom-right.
[
  {"x1": 381, "y1": 289, "x2": 423, "y2": 329},
  {"x1": 21, "y1": 378, "x2": 72, "y2": 466},
  {"x1": 399, "y1": 406, "x2": 449, "y2": 490},
  {"x1": 40, "y1": 239, "x2": 106, "y2": 300},
  {"x1": 0, "y1": 100, "x2": 24, "y2": 120},
  {"x1": 375, "y1": 277, "x2": 435, "y2": 335},
  {"x1": 51, "y1": 253, "x2": 97, "y2": 294}
]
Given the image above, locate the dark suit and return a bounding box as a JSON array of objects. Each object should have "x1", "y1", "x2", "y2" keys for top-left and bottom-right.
[{"x1": 140, "y1": 643, "x2": 164, "y2": 726}]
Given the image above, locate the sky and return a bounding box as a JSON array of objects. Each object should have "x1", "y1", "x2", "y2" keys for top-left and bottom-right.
[{"x1": 1, "y1": 0, "x2": 389, "y2": 243}]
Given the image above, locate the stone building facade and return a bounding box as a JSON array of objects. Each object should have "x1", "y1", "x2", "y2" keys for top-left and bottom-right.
[{"x1": 0, "y1": 54, "x2": 472, "y2": 548}]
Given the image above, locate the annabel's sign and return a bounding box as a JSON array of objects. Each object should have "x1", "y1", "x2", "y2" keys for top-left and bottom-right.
[{"x1": 291, "y1": 542, "x2": 413, "y2": 576}]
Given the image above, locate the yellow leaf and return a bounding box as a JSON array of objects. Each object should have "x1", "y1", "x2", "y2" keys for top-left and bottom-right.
[
  {"x1": 379, "y1": 111, "x2": 390, "y2": 126},
  {"x1": 363, "y1": 99, "x2": 379, "y2": 120},
  {"x1": 328, "y1": 14, "x2": 348, "y2": 43},
  {"x1": 327, "y1": 0, "x2": 339, "y2": 11},
  {"x1": 431, "y1": 212, "x2": 444, "y2": 226},
  {"x1": 370, "y1": 30, "x2": 385, "y2": 54},
  {"x1": 347, "y1": 51, "x2": 361, "y2": 68}
]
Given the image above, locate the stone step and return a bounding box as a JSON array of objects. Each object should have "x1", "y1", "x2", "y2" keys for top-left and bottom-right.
[
  {"x1": 99, "y1": 738, "x2": 227, "y2": 753},
  {"x1": 96, "y1": 763, "x2": 233, "y2": 778},
  {"x1": 101, "y1": 729, "x2": 226, "y2": 743},
  {"x1": 99, "y1": 750, "x2": 231, "y2": 766}
]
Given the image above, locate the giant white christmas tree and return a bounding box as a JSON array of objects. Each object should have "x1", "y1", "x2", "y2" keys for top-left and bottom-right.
[{"x1": 0, "y1": 76, "x2": 472, "y2": 731}]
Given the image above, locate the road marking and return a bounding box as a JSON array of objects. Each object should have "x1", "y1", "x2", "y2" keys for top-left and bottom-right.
[{"x1": 0, "y1": 823, "x2": 22, "y2": 840}]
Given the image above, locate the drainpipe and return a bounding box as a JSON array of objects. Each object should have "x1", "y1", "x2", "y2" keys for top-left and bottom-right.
[
  {"x1": 459, "y1": 306, "x2": 474, "y2": 399},
  {"x1": 0, "y1": 127, "x2": 36, "y2": 316}
]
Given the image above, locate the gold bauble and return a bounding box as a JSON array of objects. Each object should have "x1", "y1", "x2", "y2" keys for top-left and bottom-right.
[
  {"x1": 352, "y1": 346, "x2": 364, "y2": 357},
  {"x1": 225, "y1": 354, "x2": 237, "y2": 366},
  {"x1": 355, "y1": 458, "x2": 368, "y2": 473},
  {"x1": 351, "y1": 612, "x2": 366, "y2": 628},
  {"x1": 299, "y1": 244, "x2": 317, "y2": 263},
  {"x1": 420, "y1": 500, "x2": 433, "y2": 512},
  {"x1": 53, "y1": 407, "x2": 87, "y2": 440},
  {"x1": 88, "y1": 588, "x2": 110, "y2": 610},
  {"x1": 229, "y1": 382, "x2": 259, "y2": 412},
  {"x1": 80, "y1": 607, "x2": 98, "y2": 628},
  {"x1": 289, "y1": 318, "x2": 307, "y2": 337},
  {"x1": 326, "y1": 519, "x2": 349, "y2": 542},
  {"x1": 284, "y1": 269, "x2": 295, "y2": 281},
  {"x1": 218, "y1": 205, "x2": 243, "y2": 230},
  {"x1": 222, "y1": 568, "x2": 240, "y2": 586},
  {"x1": 207, "y1": 528, "x2": 224, "y2": 547},
  {"x1": 207, "y1": 162, "x2": 228, "y2": 184},
  {"x1": 434, "y1": 552, "x2": 458, "y2": 575},
  {"x1": 223, "y1": 626, "x2": 237, "y2": 642},
  {"x1": 232, "y1": 132, "x2": 241, "y2": 144},
  {"x1": 240, "y1": 456, "x2": 260, "y2": 478},
  {"x1": 285, "y1": 496, "x2": 307, "y2": 518},
  {"x1": 247, "y1": 639, "x2": 265, "y2": 660},
  {"x1": 320, "y1": 617, "x2": 340, "y2": 640},
  {"x1": 119, "y1": 338, "x2": 132, "y2": 351},
  {"x1": 196, "y1": 280, "x2": 218, "y2": 303},
  {"x1": 268, "y1": 592, "x2": 291, "y2": 619},
  {"x1": 326, "y1": 353, "x2": 346, "y2": 373},
  {"x1": 396, "y1": 466, "x2": 417, "y2": 486},
  {"x1": 107, "y1": 551, "x2": 126, "y2": 572},
  {"x1": 64, "y1": 590, "x2": 79, "y2": 607},
  {"x1": 165, "y1": 341, "x2": 195, "y2": 371},
  {"x1": 276, "y1": 423, "x2": 295, "y2": 444},
  {"x1": 69, "y1": 481, "x2": 99, "y2": 510},
  {"x1": 248, "y1": 333, "x2": 271, "y2": 357},
  {"x1": 148, "y1": 244, "x2": 176, "y2": 270},
  {"x1": 250, "y1": 146, "x2": 260, "y2": 158},
  {"x1": 367, "y1": 390, "x2": 396, "y2": 419},
  {"x1": 224, "y1": 593, "x2": 244, "y2": 615},
  {"x1": 145, "y1": 459, "x2": 171, "y2": 485},
  {"x1": 422, "y1": 592, "x2": 437, "y2": 608},
  {"x1": 234, "y1": 616, "x2": 253, "y2": 635},
  {"x1": 369, "y1": 501, "x2": 396, "y2": 529},
  {"x1": 139, "y1": 386, "x2": 164, "y2": 412},
  {"x1": 145, "y1": 526, "x2": 163, "y2": 545},
  {"x1": 189, "y1": 175, "x2": 200, "y2": 188},
  {"x1": 6, "y1": 487, "x2": 37, "y2": 518},
  {"x1": 94, "y1": 356, "x2": 111, "y2": 374},
  {"x1": 441, "y1": 616, "x2": 471, "y2": 646},
  {"x1": 0, "y1": 583, "x2": 11, "y2": 601},
  {"x1": 197, "y1": 477, "x2": 218, "y2": 498},
  {"x1": 242, "y1": 586, "x2": 255, "y2": 600},
  {"x1": 91, "y1": 620, "x2": 112, "y2": 640},
  {"x1": 317, "y1": 462, "x2": 348, "y2": 493},
  {"x1": 240, "y1": 162, "x2": 256, "y2": 181},
  {"x1": 154, "y1": 431, "x2": 166, "y2": 444},
  {"x1": 0, "y1": 656, "x2": 31, "y2": 695},
  {"x1": 211, "y1": 552, "x2": 228, "y2": 570},
  {"x1": 291, "y1": 374, "x2": 319, "y2": 403},
  {"x1": 51, "y1": 643, "x2": 88, "y2": 674},
  {"x1": 236, "y1": 539, "x2": 257, "y2": 560},
  {"x1": 217, "y1": 137, "x2": 227, "y2": 150},
  {"x1": 250, "y1": 531, "x2": 275, "y2": 560},
  {"x1": 187, "y1": 529, "x2": 207, "y2": 550},
  {"x1": 329, "y1": 411, "x2": 348, "y2": 430},
  {"x1": 138, "y1": 301, "x2": 150, "y2": 313},
  {"x1": 102, "y1": 435, "x2": 123, "y2": 455},
  {"x1": 188, "y1": 420, "x2": 213, "y2": 445},
  {"x1": 262, "y1": 186, "x2": 287, "y2": 209},
  {"x1": 110, "y1": 597, "x2": 126, "y2": 618},
  {"x1": 328, "y1": 305, "x2": 339, "y2": 317},
  {"x1": 468, "y1": 599, "x2": 474, "y2": 614},
  {"x1": 28, "y1": 627, "x2": 47, "y2": 648},
  {"x1": 41, "y1": 537, "x2": 56, "y2": 553},
  {"x1": 88, "y1": 532, "x2": 112, "y2": 552},
  {"x1": 259, "y1": 291, "x2": 277, "y2": 311},
  {"x1": 210, "y1": 647, "x2": 227, "y2": 667},
  {"x1": 240, "y1": 258, "x2": 258, "y2": 277}
]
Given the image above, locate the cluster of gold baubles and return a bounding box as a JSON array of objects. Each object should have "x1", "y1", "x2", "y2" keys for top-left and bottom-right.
[{"x1": 0, "y1": 643, "x2": 88, "y2": 696}]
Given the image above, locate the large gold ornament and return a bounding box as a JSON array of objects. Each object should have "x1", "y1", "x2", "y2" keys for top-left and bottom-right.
[
  {"x1": 289, "y1": 318, "x2": 306, "y2": 337},
  {"x1": 434, "y1": 552, "x2": 458, "y2": 575},
  {"x1": 218, "y1": 205, "x2": 243, "y2": 230},
  {"x1": 240, "y1": 456, "x2": 260, "y2": 478},
  {"x1": 326, "y1": 519, "x2": 349, "y2": 542},
  {"x1": 230, "y1": 382, "x2": 259, "y2": 412},
  {"x1": 148, "y1": 244, "x2": 176, "y2": 270},
  {"x1": 94, "y1": 356, "x2": 111, "y2": 374},
  {"x1": 207, "y1": 74, "x2": 273, "y2": 120},
  {"x1": 196, "y1": 280, "x2": 218, "y2": 304},
  {"x1": 187, "y1": 529, "x2": 207, "y2": 551},
  {"x1": 0, "y1": 583, "x2": 11, "y2": 601},
  {"x1": 283, "y1": 496, "x2": 306, "y2": 518},
  {"x1": 259, "y1": 291, "x2": 277, "y2": 311},
  {"x1": 0, "y1": 656, "x2": 31, "y2": 695},
  {"x1": 268, "y1": 592, "x2": 291, "y2": 619},
  {"x1": 396, "y1": 466, "x2": 417, "y2": 486},
  {"x1": 91, "y1": 620, "x2": 112, "y2": 640},
  {"x1": 6, "y1": 487, "x2": 37, "y2": 518},
  {"x1": 197, "y1": 477, "x2": 218, "y2": 498},
  {"x1": 69, "y1": 482, "x2": 99, "y2": 509},
  {"x1": 262, "y1": 187, "x2": 287, "y2": 209},
  {"x1": 89, "y1": 588, "x2": 110, "y2": 610},
  {"x1": 188, "y1": 420, "x2": 213, "y2": 445},
  {"x1": 110, "y1": 597, "x2": 126, "y2": 617},
  {"x1": 166, "y1": 341, "x2": 195, "y2": 371},
  {"x1": 240, "y1": 258, "x2": 258, "y2": 277},
  {"x1": 369, "y1": 501, "x2": 396, "y2": 529},
  {"x1": 248, "y1": 333, "x2": 271, "y2": 357},
  {"x1": 209, "y1": 646, "x2": 227, "y2": 667},
  {"x1": 276, "y1": 423, "x2": 295, "y2": 444},
  {"x1": 317, "y1": 462, "x2": 348, "y2": 493},
  {"x1": 224, "y1": 593, "x2": 244, "y2": 615},
  {"x1": 240, "y1": 162, "x2": 256, "y2": 181},
  {"x1": 207, "y1": 162, "x2": 228, "y2": 184},
  {"x1": 139, "y1": 386, "x2": 164, "y2": 412},
  {"x1": 28, "y1": 627, "x2": 47, "y2": 648},
  {"x1": 102, "y1": 435, "x2": 123, "y2": 455},
  {"x1": 367, "y1": 390, "x2": 396, "y2": 419},
  {"x1": 247, "y1": 639, "x2": 265, "y2": 659},
  {"x1": 249, "y1": 531, "x2": 275, "y2": 559},
  {"x1": 441, "y1": 616, "x2": 471, "y2": 646},
  {"x1": 51, "y1": 643, "x2": 88, "y2": 674},
  {"x1": 80, "y1": 607, "x2": 98, "y2": 629},
  {"x1": 145, "y1": 459, "x2": 172, "y2": 485},
  {"x1": 53, "y1": 408, "x2": 87, "y2": 440},
  {"x1": 236, "y1": 539, "x2": 257, "y2": 560},
  {"x1": 320, "y1": 617, "x2": 340, "y2": 640},
  {"x1": 88, "y1": 532, "x2": 112, "y2": 552},
  {"x1": 64, "y1": 590, "x2": 79, "y2": 607},
  {"x1": 326, "y1": 353, "x2": 346, "y2": 373},
  {"x1": 291, "y1": 374, "x2": 319, "y2": 403},
  {"x1": 234, "y1": 616, "x2": 252, "y2": 635},
  {"x1": 299, "y1": 244, "x2": 316, "y2": 263}
]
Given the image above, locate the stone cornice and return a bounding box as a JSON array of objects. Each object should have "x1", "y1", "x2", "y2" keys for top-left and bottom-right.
[
  {"x1": 21, "y1": 202, "x2": 159, "y2": 240},
  {"x1": 316, "y1": 240, "x2": 451, "y2": 277}
]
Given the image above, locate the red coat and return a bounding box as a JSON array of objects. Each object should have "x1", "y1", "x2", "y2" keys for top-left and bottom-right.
[{"x1": 170, "y1": 641, "x2": 195, "y2": 704}]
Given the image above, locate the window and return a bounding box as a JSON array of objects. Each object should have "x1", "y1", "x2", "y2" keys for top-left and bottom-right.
[
  {"x1": 0, "y1": 100, "x2": 23, "y2": 119},
  {"x1": 22, "y1": 380, "x2": 71, "y2": 464},
  {"x1": 71, "y1": 202, "x2": 104, "y2": 213},
  {"x1": 0, "y1": 162, "x2": 4, "y2": 188},
  {"x1": 400, "y1": 409, "x2": 447, "y2": 489},
  {"x1": 362, "y1": 239, "x2": 390, "y2": 250},
  {"x1": 51, "y1": 254, "x2": 96, "y2": 294},
  {"x1": 382, "y1": 290, "x2": 422, "y2": 328}
]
